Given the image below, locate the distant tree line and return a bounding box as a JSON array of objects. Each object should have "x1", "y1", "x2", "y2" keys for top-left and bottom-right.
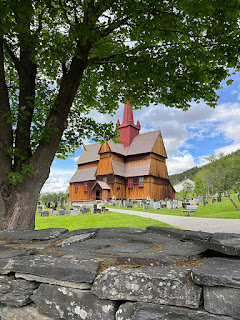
[{"x1": 39, "y1": 192, "x2": 68, "y2": 204}]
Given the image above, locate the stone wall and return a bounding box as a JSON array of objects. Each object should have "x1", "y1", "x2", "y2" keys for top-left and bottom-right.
[{"x1": 0, "y1": 226, "x2": 240, "y2": 319}]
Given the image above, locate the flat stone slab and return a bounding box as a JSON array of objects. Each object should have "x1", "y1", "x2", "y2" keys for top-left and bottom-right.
[
  {"x1": 0, "y1": 275, "x2": 38, "y2": 306},
  {"x1": 116, "y1": 302, "x2": 233, "y2": 320},
  {"x1": 192, "y1": 257, "x2": 240, "y2": 288},
  {"x1": 92, "y1": 266, "x2": 202, "y2": 309},
  {"x1": 146, "y1": 227, "x2": 212, "y2": 241},
  {"x1": 204, "y1": 286, "x2": 240, "y2": 319},
  {"x1": 99, "y1": 243, "x2": 154, "y2": 253},
  {"x1": 50, "y1": 238, "x2": 132, "y2": 254},
  {"x1": 209, "y1": 233, "x2": 240, "y2": 256},
  {"x1": 32, "y1": 283, "x2": 118, "y2": 320},
  {"x1": 0, "y1": 255, "x2": 99, "y2": 283},
  {"x1": 0, "y1": 249, "x2": 30, "y2": 259},
  {"x1": 16, "y1": 273, "x2": 92, "y2": 290},
  {"x1": 0, "y1": 305, "x2": 54, "y2": 320},
  {"x1": 56, "y1": 232, "x2": 96, "y2": 247},
  {"x1": 3, "y1": 228, "x2": 69, "y2": 242}
]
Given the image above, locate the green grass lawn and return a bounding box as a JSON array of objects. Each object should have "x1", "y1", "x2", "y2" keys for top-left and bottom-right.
[
  {"x1": 107, "y1": 194, "x2": 240, "y2": 219},
  {"x1": 35, "y1": 211, "x2": 176, "y2": 231}
]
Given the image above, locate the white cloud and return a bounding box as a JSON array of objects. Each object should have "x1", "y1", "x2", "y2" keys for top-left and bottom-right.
[
  {"x1": 214, "y1": 143, "x2": 240, "y2": 155},
  {"x1": 41, "y1": 168, "x2": 75, "y2": 193},
  {"x1": 166, "y1": 154, "x2": 196, "y2": 175}
]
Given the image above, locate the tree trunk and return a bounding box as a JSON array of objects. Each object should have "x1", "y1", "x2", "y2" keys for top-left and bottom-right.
[
  {"x1": 0, "y1": 172, "x2": 49, "y2": 230},
  {"x1": 226, "y1": 193, "x2": 240, "y2": 210},
  {"x1": 238, "y1": 192, "x2": 240, "y2": 203}
]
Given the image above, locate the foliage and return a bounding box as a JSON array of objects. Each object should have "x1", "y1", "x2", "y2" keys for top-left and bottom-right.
[
  {"x1": 1, "y1": 0, "x2": 240, "y2": 180},
  {"x1": 194, "y1": 176, "x2": 206, "y2": 196},
  {"x1": 182, "y1": 180, "x2": 195, "y2": 198},
  {"x1": 39, "y1": 192, "x2": 68, "y2": 203},
  {"x1": 170, "y1": 150, "x2": 240, "y2": 186},
  {"x1": 169, "y1": 167, "x2": 201, "y2": 186},
  {"x1": 195, "y1": 153, "x2": 240, "y2": 209}
]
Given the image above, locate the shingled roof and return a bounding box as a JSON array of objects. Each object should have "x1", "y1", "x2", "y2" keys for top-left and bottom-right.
[
  {"x1": 69, "y1": 167, "x2": 97, "y2": 183},
  {"x1": 112, "y1": 159, "x2": 151, "y2": 177},
  {"x1": 77, "y1": 143, "x2": 101, "y2": 165}
]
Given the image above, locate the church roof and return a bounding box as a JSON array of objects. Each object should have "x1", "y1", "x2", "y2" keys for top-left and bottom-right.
[
  {"x1": 77, "y1": 143, "x2": 101, "y2": 165},
  {"x1": 92, "y1": 181, "x2": 111, "y2": 190},
  {"x1": 112, "y1": 159, "x2": 151, "y2": 177},
  {"x1": 108, "y1": 130, "x2": 160, "y2": 156},
  {"x1": 69, "y1": 167, "x2": 97, "y2": 183}
]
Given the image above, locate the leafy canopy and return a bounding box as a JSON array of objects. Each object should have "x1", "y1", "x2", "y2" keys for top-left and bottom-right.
[{"x1": 1, "y1": 0, "x2": 240, "y2": 174}]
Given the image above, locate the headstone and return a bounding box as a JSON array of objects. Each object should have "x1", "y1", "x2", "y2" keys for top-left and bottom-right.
[
  {"x1": 154, "y1": 202, "x2": 161, "y2": 209},
  {"x1": 167, "y1": 201, "x2": 173, "y2": 209},
  {"x1": 41, "y1": 211, "x2": 49, "y2": 217},
  {"x1": 60, "y1": 197, "x2": 65, "y2": 210},
  {"x1": 143, "y1": 204, "x2": 150, "y2": 210},
  {"x1": 59, "y1": 209, "x2": 65, "y2": 216},
  {"x1": 217, "y1": 196, "x2": 222, "y2": 202},
  {"x1": 125, "y1": 203, "x2": 132, "y2": 209},
  {"x1": 38, "y1": 206, "x2": 44, "y2": 213},
  {"x1": 134, "y1": 204, "x2": 138, "y2": 208},
  {"x1": 211, "y1": 198, "x2": 216, "y2": 203},
  {"x1": 199, "y1": 196, "x2": 204, "y2": 204},
  {"x1": 119, "y1": 203, "x2": 123, "y2": 208},
  {"x1": 150, "y1": 199, "x2": 154, "y2": 208},
  {"x1": 203, "y1": 200, "x2": 208, "y2": 206},
  {"x1": 69, "y1": 201, "x2": 72, "y2": 207}
]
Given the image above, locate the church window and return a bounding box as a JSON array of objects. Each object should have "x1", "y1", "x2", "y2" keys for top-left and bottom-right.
[
  {"x1": 139, "y1": 177, "x2": 144, "y2": 187},
  {"x1": 84, "y1": 182, "x2": 88, "y2": 192},
  {"x1": 75, "y1": 183, "x2": 79, "y2": 193},
  {"x1": 128, "y1": 178, "x2": 133, "y2": 188}
]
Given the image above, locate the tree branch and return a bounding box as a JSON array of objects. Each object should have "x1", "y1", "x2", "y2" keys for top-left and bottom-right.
[
  {"x1": 100, "y1": 16, "x2": 130, "y2": 37},
  {"x1": 3, "y1": 40, "x2": 21, "y2": 74}
]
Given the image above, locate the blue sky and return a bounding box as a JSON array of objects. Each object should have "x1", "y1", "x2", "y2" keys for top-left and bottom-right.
[{"x1": 41, "y1": 73, "x2": 240, "y2": 193}]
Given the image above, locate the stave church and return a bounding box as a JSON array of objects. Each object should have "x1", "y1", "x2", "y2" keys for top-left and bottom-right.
[{"x1": 68, "y1": 102, "x2": 175, "y2": 201}]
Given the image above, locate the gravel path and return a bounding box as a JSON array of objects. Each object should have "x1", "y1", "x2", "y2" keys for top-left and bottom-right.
[{"x1": 110, "y1": 208, "x2": 240, "y2": 233}]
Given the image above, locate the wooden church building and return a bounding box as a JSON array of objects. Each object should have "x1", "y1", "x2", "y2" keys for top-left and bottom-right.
[{"x1": 68, "y1": 102, "x2": 175, "y2": 201}]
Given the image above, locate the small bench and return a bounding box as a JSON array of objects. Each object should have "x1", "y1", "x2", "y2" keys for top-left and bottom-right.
[{"x1": 182, "y1": 205, "x2": 198, "y2": 217}]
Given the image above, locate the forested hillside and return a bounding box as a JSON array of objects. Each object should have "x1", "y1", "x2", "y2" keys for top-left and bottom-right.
[{"x1": 169, "y1": 150, "x2": 240, "y2": 186}]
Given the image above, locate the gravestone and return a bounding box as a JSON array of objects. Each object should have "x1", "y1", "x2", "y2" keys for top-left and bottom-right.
[
  {"x1": 143, "y1": 204, "x2": 150, "y2": 210},
  {"x1": 199, "y1": 196, "x2": 204, "y2": 205},
  {"x1": 59, "y1": 209, "x2": 65, "y2": 216},
  {"x1": 211, "y1": 198, "x2": 216, "y2": 203},
  {"x1": 217, "y1": 196, "x2": 222, "y2": 202},
  {"x1": 167, "y1": 201, "x2": 173, "y2": 209},
  {"x1": 150, "y1": 199, "x2": 154, "y2": 208},
  {"x1": 38, "y1": 206, "x2": 44, "y2": 213},
  {"x1": 119, "y1": 203, "x2": 123, "y2": 208},
  {"x1": 60, "y1": 197, "x2": 65, "y2": 210},
  {"x1": 41, "y1": 211, "x2": 49, "y2": 217},
  {"x1": 125, "y1": 203, "x2": 132, "y2": 209},
  {"x1": 69, "y1": 201, "x2": 72, "y2": 207},
  {"x1": 134, "y1": 204, "x2": 138, "y2": 208},
  {"x1": 154, "y1": 202, "x2": 161, "y2": 209},
  {"x1": 203, "y1": 200, "x2": 209, "y2": 206}
]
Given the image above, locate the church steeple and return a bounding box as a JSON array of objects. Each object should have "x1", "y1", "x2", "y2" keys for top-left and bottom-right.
[{"x1": 117, "y1": 102, "x2": 141, "y2": 147}]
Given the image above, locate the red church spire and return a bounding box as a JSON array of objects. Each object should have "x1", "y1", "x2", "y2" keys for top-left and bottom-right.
[{"x1": 117, "y1": 102, "x2": 141, "y2": 147}]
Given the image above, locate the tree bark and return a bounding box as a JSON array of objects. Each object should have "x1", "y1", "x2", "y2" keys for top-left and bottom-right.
[
  {"x1": 226, "y1": 193, "x2": 240, "y2": 210},
  {"x1": 0, "y1": 169, "x2": 49, "y2": 230}
]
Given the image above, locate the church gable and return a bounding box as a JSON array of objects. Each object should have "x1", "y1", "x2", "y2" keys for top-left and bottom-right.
[
  {"x1": 98, "y1": 140, "x2": 111, "y2": 154},
  {"x1": 152, "y1": 133, "x2": 167, "y2": 158}
]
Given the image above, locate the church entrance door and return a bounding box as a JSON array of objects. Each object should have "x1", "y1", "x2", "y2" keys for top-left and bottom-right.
[{"x1": 96, "y1": 190, "x2": 100, "y2": 200}]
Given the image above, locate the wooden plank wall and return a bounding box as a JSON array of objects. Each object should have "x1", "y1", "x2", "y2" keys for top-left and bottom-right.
[
  {"x1": 68, "y1": 182, "x2": 94, "y2": 201},
  {"x1": 152, "y1": 134, "x2": 167, "y2": 158}
]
